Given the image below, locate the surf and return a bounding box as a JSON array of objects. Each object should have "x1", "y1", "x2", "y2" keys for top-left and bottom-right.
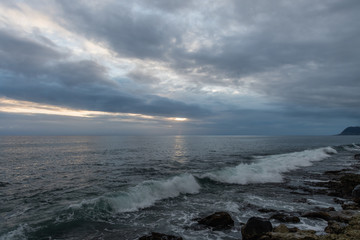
[{"x1": 201, "y1": 147, "x2": 337, "y2": 184}]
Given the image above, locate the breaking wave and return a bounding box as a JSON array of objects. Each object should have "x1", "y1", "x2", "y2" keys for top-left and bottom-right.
[
  {"x1": 69, "y1": 173, "x2": 200, "y2": 213},
  {"x1": 201, "y1": 147, "x2": 337, "y2": 184},
  {"x1": 343, "y1": 143, "x2": 360, "y2": 152}
]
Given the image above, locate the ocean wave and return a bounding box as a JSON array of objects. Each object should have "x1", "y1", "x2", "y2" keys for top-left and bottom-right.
[
  {"x1": 69, "y1": 173, "x2": 200, "y2": 213},
  {"x1": 201, "y1": 147, "x2": 337, "y2": 184},
  {"x1": 0, "y1": 224, "x2": 30, "y2": 240},
  {"x1": 343, "y1": 143, "x2": 360, "y2": 152}
]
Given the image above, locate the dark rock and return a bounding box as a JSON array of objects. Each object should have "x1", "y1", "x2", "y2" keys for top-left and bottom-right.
[
  {"x1": 338, "y1": 174, "x2": 360, "y2": 197},
  {"x1": 318, "y1": 174, "x2": 360, "y2": 198},
  {"x1": 341, "y1": 203, "x2": 360, "y2": 210},
  {"x1": 327, "y1": 210, "x2": 353, "y2": 223},
  {"x1": 273, "y1": 224, "x2": 290, "y2": 233},
  {"x1": 138, "y1": 232, "x2": 183, "y2": 240},
  {"x1": 197, "y1": 212, "x2": 234, "y2": 230},
  {"x1": 333, "y1": 198, "x2": 345, "y2": 204},
  {"x1": 325, "y1": 221, "x2": 346, "y2": 234},
  {"x1": 258, "y1": 208, "x2": 277, "y2": 213},
  {"x1": 352, "y1": 184, "x2": 360, "y2": 203},
  {"x1": 267, "y1": 230, "x2": 318, "y2": 240},
  {"x1": 324, "y1": 169, "x2": 349, "y2": 175},
  {"x1": 354, "y1": 154, "x2": 360, "y2": 160},
  {"x1": 314, "y1": 207, "x2": 335, "y2": 212},
  {"x1": 241, "y1": 217, "x2": 273, "y2": 240},
  {"x1": 301, "y1": 211, "x2": 331, "y2": 221},
  {"x1": 270, "y1": 213, "x2": 300, "y2": 223}
]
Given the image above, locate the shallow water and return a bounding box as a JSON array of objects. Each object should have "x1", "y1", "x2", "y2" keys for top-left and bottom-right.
[{"x1": 1, "y1": 135, "x2": 360, "y2": 239}]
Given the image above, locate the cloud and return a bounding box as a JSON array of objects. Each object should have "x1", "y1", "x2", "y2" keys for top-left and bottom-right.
[
  {"x1": 56, "y1": 1, "x2": 181, "y2": 59},
  {"x1": 0, "y1": 30, "x2": 64, "y2": 75},
  {"x1": 0, "y1": 29, "x2": 209, "y2": 119},
  {"x1": 0, "y1": 0, "x2": 359, "y2": 134}
]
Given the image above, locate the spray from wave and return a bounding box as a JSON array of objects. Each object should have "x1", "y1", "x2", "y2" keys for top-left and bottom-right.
[
  {"x1": 69, "y1": 173, "x2": 200, "y2": 214},
  {"x1": 201, "y1": 147, "x2": 337, "y2": 184}
]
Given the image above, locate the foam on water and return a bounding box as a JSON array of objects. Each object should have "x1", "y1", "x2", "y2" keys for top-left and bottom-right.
[
  {"x1": 0, "y1": 224, "x2": 30, "y2": 240},
  {"x1": 69, "y1": 173, "x2": 200, "y2": 213},
  {"x1": 343, "y1": 143, "x2": 360, "y2": 152},
  {"x1": 202, "y1": 147, "x2": 337, "y2": 184}
]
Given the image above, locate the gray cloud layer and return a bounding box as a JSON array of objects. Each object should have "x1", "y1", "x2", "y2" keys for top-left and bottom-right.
[
  {"x1": 0, "y1": 0, "x2": 359, "y2": 134},
  {"x1": 0, "y1": 29, "x2": 209, "y2": 118}
]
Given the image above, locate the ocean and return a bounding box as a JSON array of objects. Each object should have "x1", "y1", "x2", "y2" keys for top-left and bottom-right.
[{"x1": 1, "y1": 135, "x2": 360, "y2": 240}]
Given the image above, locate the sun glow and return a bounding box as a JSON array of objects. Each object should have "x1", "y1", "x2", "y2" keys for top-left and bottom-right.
[
  {"x1": 174, "y1": 118, "x2": 188, "y2": 121},
  {"x1": 0, "y1": 98, "x2": 190, "y2": 123}
]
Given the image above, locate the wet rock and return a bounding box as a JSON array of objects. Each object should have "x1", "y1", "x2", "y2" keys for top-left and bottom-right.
[
  {"x1": 302, "y1": 211, "x2": 331, "y2": 221},
  {"x1": 316, "y1": 174, "x2": 360, "y2": 198},
  {"x1": 197, "y1": 212, "x2": 234, "y2": 230},
  {"x1": 258, "y1": 208, "x2": 277, "y2": 213},
  {"x1": 273, "y1": 224, "x2": 291, "y2": 233},
  {"x1": 328, "y1": 210, "x2": 356, "y2": 223},
  {"x1": 319, "y1": 214, "x2": 360, "y2": 240},
  {"x1": 338, "y1": 174, "x2": 360, "y2": 197},
  {"x1": 270, "y1": 213, "x2": 300, "y2": 223},
  {"x1": 324, "y1": 170, "x2": 348, "y2": 175},
  {"x1": 325, "y1": 221, "x2": 346, "y2": 234},
  {"x1": 351, "y1": 185, "x2": 360, "y2": 203},
  {"x1": 333, "y1": 198, "x2": 345, "y2": 204},
  {"x1": 341, "y1": 203, "x2": 360, "y2": 210},
  {"x1": 268, "y1": 230, "x2": 319, "y2": 240},
  {"x1": 354, "y1": 154, "x2": 360, "y2": 160},
  {"x1": 241, "y1": 217, "x2": 273, "y2": 240},
  {"x1": 138, "y1": 232, "x2": 183, "y2": 240},
  {"x1": 315, "y1": 207, "x2": 335, "y2": 212}
]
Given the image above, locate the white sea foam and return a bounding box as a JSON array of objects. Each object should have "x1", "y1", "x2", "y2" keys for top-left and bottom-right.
[
  {"x1": 69, "y1": 173, "x2": 200, "y2": 213},
  {"x1": 0, "y1": 224, "x2": 29, "y2": 240},
  {"x1": 353, "y1": 143, "x2": 360, "y2": 148},
  {"x1": 202, "y1": 147, "x2": 337, "y2": 184},
  {"x1": 343, "y1": 143, "x2": 360, "y2": 152}
]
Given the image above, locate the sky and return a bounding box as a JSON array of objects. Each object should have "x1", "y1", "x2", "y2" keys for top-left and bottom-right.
[{"x1": 0, "y1": 0, "x2": 359, "y2": 135}]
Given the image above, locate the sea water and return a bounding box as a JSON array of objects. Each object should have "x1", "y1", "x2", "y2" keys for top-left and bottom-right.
[{"x1": 1, "y1": 135, "x2": 360, "y2": 239}]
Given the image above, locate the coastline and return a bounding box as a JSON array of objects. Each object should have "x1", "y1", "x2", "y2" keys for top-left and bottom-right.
[{"x1": 140, "y1": 153, "x2": 360, "y2": 240}]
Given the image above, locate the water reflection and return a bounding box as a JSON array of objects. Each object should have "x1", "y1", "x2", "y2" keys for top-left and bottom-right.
[{"x1": 171, "y1": 136, "x2": 188, "y2": 163}]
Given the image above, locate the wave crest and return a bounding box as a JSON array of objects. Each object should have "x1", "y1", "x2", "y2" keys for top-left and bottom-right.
[
  {"x1": 201, "y1": 147, "x2": 337, "y2": 184},
  {"x1": 69, "y1": 173, "x2": 200, "y2": 213}
]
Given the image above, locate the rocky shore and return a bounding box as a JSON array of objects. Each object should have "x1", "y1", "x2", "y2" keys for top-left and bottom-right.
[{"x1": 139, "y1": 154, "x2": 360, "y2": 240}]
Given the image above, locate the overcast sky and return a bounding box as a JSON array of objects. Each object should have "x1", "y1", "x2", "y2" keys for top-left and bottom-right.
[{"x1": 0, "y1": 0, "x2": 359, "y2": 135}]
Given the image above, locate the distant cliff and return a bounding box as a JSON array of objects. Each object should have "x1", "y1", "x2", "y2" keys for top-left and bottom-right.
[{"x1": 339, "y1": 126, "x2": 360, "y2": 135}]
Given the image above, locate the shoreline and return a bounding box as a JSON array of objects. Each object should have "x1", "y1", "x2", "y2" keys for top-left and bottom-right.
[{"x1": 140, "y1": 153, "x2": 360, "y2": 240}]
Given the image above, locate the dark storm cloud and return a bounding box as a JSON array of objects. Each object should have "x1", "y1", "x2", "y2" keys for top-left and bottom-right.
[{"x1": 0, "y1": 29, "x2": 209, "y2": 118}]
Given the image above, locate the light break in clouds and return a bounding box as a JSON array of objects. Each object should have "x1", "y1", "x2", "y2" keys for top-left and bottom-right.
[{"x1": 0, "y1": 0, "x2": 359, "y2": 135}]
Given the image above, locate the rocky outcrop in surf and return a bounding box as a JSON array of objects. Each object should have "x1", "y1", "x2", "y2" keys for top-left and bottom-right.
[
  {"x1": 197, "y1": 212, "x2": 234, "y2": 231},
  {"x1": 139, "y1": 232, "x2": 183, "y2": 240},
  {"x1": 241, "y1": 217, "x2": 273, "y2": 240},
  {"x1": 240, "y1": 169, "x2": 360, "y2": 240},
  {"x1": 270, "y1": 213, "x2": 300, "y2": 223}
]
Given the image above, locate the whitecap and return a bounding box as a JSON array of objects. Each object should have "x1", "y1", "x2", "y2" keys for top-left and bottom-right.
[
  {"x1": 201, "y1": 147, "x2": 337, "y2": 184},
  {"x1": 69, "y1": 173, "x2": 200, "y2": 213}
]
